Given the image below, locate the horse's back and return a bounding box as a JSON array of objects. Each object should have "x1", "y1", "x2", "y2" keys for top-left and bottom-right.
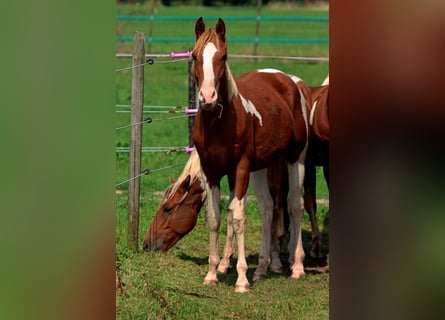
[
  {"x1": 309, "y1": 85, "x2": 329, "y2": 142},
  {"x1": 235, "y1": 69, "x2": 308, "y2": 165}
]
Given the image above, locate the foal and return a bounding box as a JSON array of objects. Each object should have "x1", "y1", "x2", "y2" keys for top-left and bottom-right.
[{"x1": 191, "y1": 17, "x2": 309, "y2": 292}]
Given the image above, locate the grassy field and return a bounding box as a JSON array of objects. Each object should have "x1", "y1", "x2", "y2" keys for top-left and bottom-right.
[{"x1": 116, "y1": 3, "x2": 329, "y2": 319}]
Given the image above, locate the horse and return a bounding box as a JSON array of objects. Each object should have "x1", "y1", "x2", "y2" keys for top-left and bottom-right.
[
  {"x1": 190, "y1": 17, "x2": 309, "y2": 292},
  {"x1": 304, "y1": 77, "x2": 330, "y2": 258},
  {"x1": 142, "y1": 81, "x2": 330, "y2": 258},
  {"x1": 142, "y1": 150, "x2": 205, "y2": 252}
]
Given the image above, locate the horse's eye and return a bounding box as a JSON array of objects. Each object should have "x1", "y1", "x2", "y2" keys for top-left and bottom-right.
[
  {"x1": 164, "y1": 207, "x2": 173, "y2": 214},
  {"x1": 191, "y1": 54, "x2": 197, "y2": 61},
  {"x1": 222, "y1": 53, "x2": 227, "y2": 61}
]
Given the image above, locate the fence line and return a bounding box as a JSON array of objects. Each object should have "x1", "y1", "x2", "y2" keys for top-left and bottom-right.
[
  {"x1": 115, "y1": 117, "x2": 152, "y2": 130},
  {"x1": 116, "y1": 105, "x2": 195, "y2": 115},
  {"x1": 116, "y1": 36, "x2": 328, "y2": 44},
  {"x1": 116, "y1": 169, "x2": 149, "y2": 187},
  {"x1": 115, "y1": 51, "x2": 191, "y2": 72},
  {"x1": 116, "y1": 52, "x2": 329, "y2": 62},
  {"x1": 116, "y1": 146, "x2": 194, "y2": 153},
  {"x1": 117, "y1": 104, "x2": 186, "y2": 109},
  {"x1": 115, "y1": 161, "x2": 188, "y2": 187},
  {"x1": 116, "y1": 16, "x2": 329, "y2": 22},
  {"x1": 116, "y1": 110, "x2": 184, "y2": 114}
]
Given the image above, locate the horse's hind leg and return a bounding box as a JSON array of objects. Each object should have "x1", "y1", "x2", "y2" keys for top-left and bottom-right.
[
  {"x1": 287, "y1": 158, "x2": 306, "y2": 279},
  {"x1": 304, "y1": 161, "x2": 322, "y2": 258},
  {"x1": 250, "y1": 169, "x2": 274, "y2": 281},
  {"x1": 270, "y1": 197, "x2": 285, "y2": 274}
]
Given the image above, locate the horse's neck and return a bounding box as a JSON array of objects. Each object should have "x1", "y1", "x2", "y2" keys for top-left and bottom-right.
[{"x1": 224, "y1": 63, "x2": 238, "y2": 104}]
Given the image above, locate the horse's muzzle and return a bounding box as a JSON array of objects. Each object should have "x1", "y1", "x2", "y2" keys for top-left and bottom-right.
[
  {"x1": 142, "y1": 241, "x2": 162, "y2": 252},
  {"x1": 199, "y1": 100, "x2": 218, "y2": 110}
]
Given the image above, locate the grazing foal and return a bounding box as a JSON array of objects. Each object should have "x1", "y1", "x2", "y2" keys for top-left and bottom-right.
[
  {"x1": 142, "y1": 150, "x2": 205, "y2": 252},
  {"x1": 191, "y1": 17, "x2": 309, "y2": 292}
]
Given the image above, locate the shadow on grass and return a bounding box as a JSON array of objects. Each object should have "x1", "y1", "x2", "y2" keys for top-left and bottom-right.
[
  {"x1": 177, "y1": 253, "x2": 208, "y2": 266},
  {"x1": 177, "y1": 225, "x2": 329, "y2": 289}
]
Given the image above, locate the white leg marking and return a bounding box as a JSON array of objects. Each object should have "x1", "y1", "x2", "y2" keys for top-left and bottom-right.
[
  {"x1": 287, "y1": 150, "x2": 307, "y2": 279},
  {"x1": 218, "y1": 190, "x2": 235, "y2": 273},
  {"x1": 202, "y1": 173, "x2": 221, "y2": 285},
  {"x1": 229, "y1": 195, "x2": 249, "y2": 292}
]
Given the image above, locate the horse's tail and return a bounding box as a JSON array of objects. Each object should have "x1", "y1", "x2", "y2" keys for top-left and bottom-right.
[{"x1": 288, "y1": 75, "x2": 312, "y2": 144}]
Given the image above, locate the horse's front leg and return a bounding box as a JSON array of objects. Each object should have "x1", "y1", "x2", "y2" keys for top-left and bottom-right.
[
  {"x1": 230, "y1": 162, "x2": 250, "y2": 293},
  {"x1": 250, "y1": 169, "x2": 274, "y2": 281},
  {"x1": 203, "y1": 179, "x2": 221, "y2": 286}
]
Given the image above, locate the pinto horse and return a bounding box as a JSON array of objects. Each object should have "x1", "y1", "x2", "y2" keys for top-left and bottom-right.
[
  {"x1": 142, "y1": 81, "x2": 329, "y2": 258},
  {"x1": 191, "y1": 17, "x2": 309, "y2": 292},
  {"x1": 142, "y1": 83, "x2": 329, "y2": 259}
]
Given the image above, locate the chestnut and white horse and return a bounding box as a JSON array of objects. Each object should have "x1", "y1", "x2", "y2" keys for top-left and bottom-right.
[{"x1": 191, "y1": 17, "x2": 310, "y2": 292}]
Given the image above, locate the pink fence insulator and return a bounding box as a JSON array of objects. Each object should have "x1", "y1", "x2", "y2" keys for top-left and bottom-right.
[
  {"x1": 185, "y1": 146, "x2": 195, "y2": 153},
  {"x1": 171, "y1": 51, "x2": 191, "y2": 59},
  {"x1": 185, "y1": 107, "x2": 198, "y2": 115}
]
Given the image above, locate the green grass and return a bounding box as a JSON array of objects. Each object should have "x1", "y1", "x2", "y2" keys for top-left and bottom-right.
[
  {"x1": 116, "y1": 3, "x2": 329, "y2": 319},
  {"x1": 117, "y1": 192, "x2": 329, "y2": 319}
]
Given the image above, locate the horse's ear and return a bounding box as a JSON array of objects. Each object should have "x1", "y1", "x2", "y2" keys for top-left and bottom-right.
[
  {"x1": 215, "y1": 18, "x2": 226, "y2": 40},
  {"x1": 180, "y1": 175, "x2": 192, "y2": 191},
  {"x1": 169, "y1": 175, "x2": 176, "y2": 184},
  {"x1": 195, "y1": 17, "x2": 205, "y2": 40}
]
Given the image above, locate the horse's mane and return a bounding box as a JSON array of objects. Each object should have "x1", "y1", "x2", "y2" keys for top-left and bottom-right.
[
  {"x1": 225, "y1": 63, "x2": 238, "y2": 100},
  {"x1": 166, "y1": 150, "x2": 204, "y2": 200}
]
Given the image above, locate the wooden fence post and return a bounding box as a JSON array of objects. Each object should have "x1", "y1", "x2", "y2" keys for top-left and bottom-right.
[
  {"x1": 187, "y1": 54, "x2": 196, "y2": 148},
  {"x1": 253, "y1": 0, "x2": 263, "y2": 57},
  {"x1": 127, "y1": 32, "x2": 145, "y2": 251}
]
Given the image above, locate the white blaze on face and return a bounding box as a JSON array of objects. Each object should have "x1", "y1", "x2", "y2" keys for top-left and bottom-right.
[
  {"x1": 199, "y1": 42, "x2": 218, "y2": 104},
  {"x1": 239, "y1": 94, "x2": 263, "y2": 126}
]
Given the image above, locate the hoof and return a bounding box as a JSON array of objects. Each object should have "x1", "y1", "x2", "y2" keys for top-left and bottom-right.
[
  {"x1": 290, "y1": 269, "x2": 305, "y2": 279},
  {"x1": 270, "y1": 266, "x2": 283, "y2": 274},
  {"x1": 203, "y1": 279, "x2": 218, "y2": 285},
  {"x1": 217, "y1": 264, "x2": 229, "y2": 274},
  {"x1": 253, "y1": 273, "x2": 267, "y2": 282},
  {"x1": 235, "y1": 283, "x2": 250, "y2": 293}
]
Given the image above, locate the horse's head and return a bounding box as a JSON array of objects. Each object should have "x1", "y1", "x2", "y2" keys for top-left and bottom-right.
[
  {"x1": 192, "y1": 17, "x2": 229, "y2": 110},
  {"x1": 142, "y1": 174, "x2": 205, "y2": 252}
]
